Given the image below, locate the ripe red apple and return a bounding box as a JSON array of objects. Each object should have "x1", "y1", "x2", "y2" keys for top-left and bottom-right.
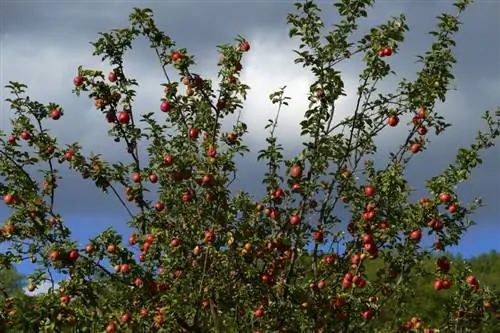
[
  {"x1": 118, "y1": 112, "x2": 130, "y2": 124},
  {"x1": 362, "y1": 309, "x2": 374, "y2": 320},
  {"x1": 204, "y1": 231, "x2": 215, "y2": 243},
  {"x1": 121, "y1": 312, "x2": 131, "y2": 322},
  {"x1": 108, "y1": 72, "x2": 117, "y2": 82},
  {"x1": 73, "y1": 76, "x2": 84, "y2": 86},
  {"x1": 417, "y1": 109, "x2": 426, "y2": 119},
  {"x1": 387, "y1": 115, "x2": 399, "y2": 127},
  {"x1": 106, "y1": 322, "x2": 116, "y2": 333},
  {"x1": 170, "y1": 238, "x2": 180, "y2": 247},
  {"x1": 317, "y1": 280, "x2": 326, "y2": 289},
  {"x1": 154, "y1": 201, "x2": 165, "y2": 212},
  {"x1": 289, "y1": 164, "x2": 303, "y2": 178},
  {"x1": 171, "y1": 51, "x2": 182, "y2": 62},
  {"x1": 409, "y1": 229, "x2": 422, "y2": 241},
  {"x1": 64, "y1": 150, "x2": 74, "y2": 161},
  {"x1": 107, "y1": 244, "x2": 117, "y2": 254},
  {"x1": 436, "y1": 256, "x2": 450, "y2": 273},
  {"x1": 434, "y1": 280, "x2": 443, "y2": 291},
  {"x1": 3, "y1": 194, "x2": 14, "y2": 205},
  {"x1": 60, "y1": 294, "x2": 70, "y2": 304},
  {"x1": 163, "y1": 154, "x2": 174, "y2": 166},
  {"x1": 290, "y1": 215, "x2": 301, "y2": 225},
  {"x1": 68, "y1": 249, "x2": 79, "y2": 261},
  {"x1": 20, "y1": 131, "x2": 30, "y2": 140},
  {"x1": 131, "y1": 172, "x2": 141, "y2": 183},
  {"x1": 363, "y1": 234, "x2": 374, "y2": 244},
  {"x1": 466, "y1": 275, "x2": 477, "y2": 286},
  {"x1": 312, "y1": 230, "x2": 324, "y2": 243},
  {"x1": 189, "y1": 128, "x2": 199, "y2": 140},
  {"x1": 149, "y1": 174, "x2": 158, "y2": 183},
  {"x1": 418, "y1": 126, "x2": 427, "y2": 135},
  {"x1": 291, "y1": 182, "x2": 301, "y2": 192},
  {"x1": 128, "y1": 234, "x2": 137, "y2": 245},
  {"x1": 201, "y1": 175, "x2": 213, "y2": 185},
  {"x1": 448, "y1": 204, "x2": 458, "y2": 213},
  {"x1": 120, "y1": 264, "x2": 130, "y2": 273},
  {"x1": 49, "y1": 250, "x2": 61, "y2": 262},
  {"x1": 50, "y1": 109, "x2": 61, "y2": 120},
  {"x1": 410, "y1": 143, "x2": 421, "y2": 153},
  {"x1": 160, "y1": 101, "x2": 170, "y2": 112},
  {"x1": 442, "y1": 280, "x2": 451, "y2": 289},
  {"x1": 186, "y1": 88, "x2": 194, "y2": 96},
  {"x1": 364, "y1": 185, "x2": 376, "y2": 197},
  {"x1": 7, "y1": 135, "x2": 16, "y2": 144},
  {"x1": 240, "y1": 41, "x2": 250, "y2": 51},
  {"x1": 254, "y1": 308, "x2": 264, "y2": 318},
  {"x1": 181, "y1": 191, "x2": 192, "y2": 203},
  {"x1": 439, "y1": 192, "x2": 451, "y2": 203},
  {"x1": 207, "y1": 146, "x2": 217, "y2": 158},
  {"x1": 382, "y1": 47, "x2": 392, "y2": 56}
]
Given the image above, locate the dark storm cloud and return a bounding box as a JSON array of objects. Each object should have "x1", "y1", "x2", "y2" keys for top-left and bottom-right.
[{"x1": 0, "y1": 0, "x2": 498, "y2": 226}]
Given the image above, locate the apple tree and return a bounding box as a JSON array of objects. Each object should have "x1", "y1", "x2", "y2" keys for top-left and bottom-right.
[{"x1": 1, "y1": 0, "x2": 500, "y2": 332}]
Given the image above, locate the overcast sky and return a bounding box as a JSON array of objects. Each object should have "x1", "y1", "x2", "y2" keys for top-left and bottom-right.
[{"x1": 1, "y1": 0, "x2": 499, "y2": 278}]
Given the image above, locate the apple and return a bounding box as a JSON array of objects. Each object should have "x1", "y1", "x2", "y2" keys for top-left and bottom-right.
[
  {"x1": 417, "y1": 109, "x2": 426, "y2": 119},
  {"x1": 171, "y1": 51, "x2": 182, "y2": 62},
  {"x1": 442, "y1": 280, "x2": 451, "y2": 289},
  {"x1": 181, "y1": 191, "x2": 192, "y2": 203},
  {"x1": 186, "y1": 88, "x2": 194, "y2": 96},
  {"x1": 73, "y1": 76, "x2": 84, "y2": 86},
  {"x1": 118, "y1": 112, "x2": 130, "y2": 124},
  {"x1": 240, "y1": 41, "x2": 250, "y2": 51},
  {"x1": 254, "y1": 308, "x2": 264, "y2": 318},
  {"x1": 289, "y1": 164, "x2": 303, "y2": 178},
  {"x1": 189, "y1": 128, "x2": 199, "y2": 140},
  {"x1": 418, "y1": 126, "x2": 427, "y2": 135},
  {"x1": 104, "y1": 70, "x2": 116, "y2": 82},
  {"x1": 121, "y1": 312, "x2": 131, "y2": 323},
  {"x1": 410, "y1": 143, "x2": 421, "y2": 153},
  {"x1": 3, "y1": 194, "x2": 14, "y2": 205},
  {"x1": 436, "y1": 256, "x2": 450, "y2": 273},
  {"x1": 383, "y1": 47, "x2": 392, "y2": 56},
  {"x1": 160, "y1": 101, "x2": 170, "y2": 112},
  {"x1": 106, "y1": 322, "x2": 116, "y2": 333},
  {"x1": 170, "y1": 238, "x2": 180, "y2": 247},
  {"x1": 49, "y1": 250, "x2": 61, "y2": 262},
  {"x1": 312, "y1": 230, "x2": 324, "y2": 243},
  {"x1": 131, "y1": 172, "x2": 141, "y2": 183},
  {"x1": 201, "y1": 175, "x2": 213, "y2": 185},
  {"x1": 20, "y1": 131, "x2": 30, "y2": 140},
  {"x1": 60, "y1": 294, "x2": 70, "y2": 305},
  {"x1": 128, "y1": 234, "x2": 137, "y2": 245},
  {"x1": 7, "y1": 135, "x2": 16, "y2": 144},
  {"x1": 364, "y1": 185, "x2": 376, "y2": 197},
  {"x1": 154, "y1": 201, "x2": 165, "y2": 211},
  {"x1": 362, "y1": 309, "x2": 374, "y2": 320},
  {"x1": 290, "y1": 215, "x2": 301, "y2": 225},
  {"x1": 317, "y1": 280, "x2": 326, "y2": 289},
  {"x1": 50, "y1": 109, "x2": 61, "y2": 120},
  {"x1": 291, "y1": 182, "x2": 301, "y2": 192},
  {"x1": 107, "y1": 244, "x2": 117, "y2": 254},
  {"x1": 433, "y1": 280, "x2": 443, "y2": 291},
  {"x1": 207, "y1": 146, "x2": 217, "y2": 158},
  {"x1": 64, "y1": 150, "x2": 74, "y2": 161},
  {"x1": 120, "y1": 264, "x2": 130, "y2": 273},
  {"x1": 85, "y1": 244, "x2": 94, "y2": 254},
  {"x1": 387, "y1": 115, "x2": 399, "y2": 127},
  {"x1": 163, "y1": 154, "x2": 174, "y2": 166},
  {"x1": 448, "y1": 204, "x2": 458, "y2": 213},
  {"x1": 439, "y1": 192, "x2": 451, "y2": 203},
  {"x1": 226, "y1": 132, "x2": 238, "y2": 145},
  {"x1": 204, "y1": 231, "x2": 215, "y2": 243},
  {"x1": 466, "y1": 275, "x2": 477, "y2": 286},
  {"x1": 68, "y1": 249, "x2": 79, "y2": 261},
  {"x1": 409, "y1": 229, "x2": 422, "y2": 241}
]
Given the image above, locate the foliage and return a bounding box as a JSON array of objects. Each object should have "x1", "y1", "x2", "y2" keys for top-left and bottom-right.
[{"x1": 1, "y1": 0, "x2": 499, "y2": 332}]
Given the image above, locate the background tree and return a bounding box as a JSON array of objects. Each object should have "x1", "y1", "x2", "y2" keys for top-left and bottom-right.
[{"x1": 1, "y1": 0, "x2": 499, "y2": 332}]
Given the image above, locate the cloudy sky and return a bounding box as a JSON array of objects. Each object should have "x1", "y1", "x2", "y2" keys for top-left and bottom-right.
[{"x1": 1, "y1": 0, "x2": 499, "y2": 281}]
